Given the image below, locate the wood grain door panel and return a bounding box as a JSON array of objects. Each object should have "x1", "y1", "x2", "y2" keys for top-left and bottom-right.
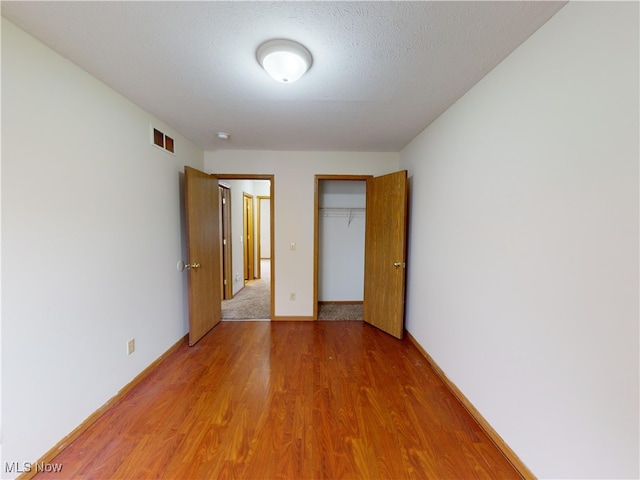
[
  {"x1": 363, "y1": 170, "x2": 408, "y2": 339},
  {"x1": 185, "y1": 166, "x2": 222, "y2": 345}
]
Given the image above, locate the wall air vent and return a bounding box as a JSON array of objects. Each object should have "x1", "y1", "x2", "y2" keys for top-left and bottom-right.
[{"x1": 151, "y1": 126, "x2": 174, "y2": 154}]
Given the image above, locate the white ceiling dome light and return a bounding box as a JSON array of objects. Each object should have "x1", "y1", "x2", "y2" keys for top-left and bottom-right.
[{"x1": 257, "y1": 39, "x2": 312, "y2": 83}]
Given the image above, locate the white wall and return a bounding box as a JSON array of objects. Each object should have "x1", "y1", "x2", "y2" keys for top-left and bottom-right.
[
  {"x1": 259, "y1": 197, "x2": 271, "y2": 259},
  {"x1": 318, "y1": 181, "x2": 366, "y2": 301},
  {"x1": 205, "y1": 151, "x2": 399, "y2": 317},
  {"x1": 1, "y1": 19, "x2": 204, "y2": 475},
  {"x1": 400, "y1": 3, "x2": 639, "y2": 479}
]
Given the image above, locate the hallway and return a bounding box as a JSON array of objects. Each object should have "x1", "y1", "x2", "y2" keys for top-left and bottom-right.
[{"x1": 222, "y1": 259, "x2": 271, "y2": 320}]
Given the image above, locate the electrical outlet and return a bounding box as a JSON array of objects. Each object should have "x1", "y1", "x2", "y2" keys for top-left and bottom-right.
[
  {"x1": 127, "y1": 338, "x2": 135, "y2": 355},
  {"x1": 290, "y1": 292, "x2": 296, "y2": 301}
]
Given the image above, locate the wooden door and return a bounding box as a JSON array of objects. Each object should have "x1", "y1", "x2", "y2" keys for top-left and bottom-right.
[
  {"x1": 363, "y1": 170, "x2": 409, "y2": 339},
  {"x1": 243, "y1": 193, "x2": 254, "y2": 281},
  {"x1": 184, "y1": 166, "x2": 222, "y2": 346},
  {"x1": 219, "y1": 185, "x2": 232, "y2": 299}
]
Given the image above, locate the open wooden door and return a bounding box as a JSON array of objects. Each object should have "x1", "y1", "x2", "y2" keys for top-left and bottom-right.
[
  {"x1": 363, "y1": 170, "x2": 408, "y2": 339},
  {"x1": 184, "y1": 166, "x2": 222, "y2": 346},
  {"x1": 243, "y1": 193, "x2": 255, "y2": 281},
  {"x1": 218, "y1": 184, "x2": 232, "y2": 300}
]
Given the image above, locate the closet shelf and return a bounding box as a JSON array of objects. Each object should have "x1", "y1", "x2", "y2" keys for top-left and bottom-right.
[{"x1": 319, "y1": 207, "x2": 365, "y2": 226}]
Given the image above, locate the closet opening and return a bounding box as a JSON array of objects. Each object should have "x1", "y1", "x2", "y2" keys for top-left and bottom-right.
[{"x1": 313, "y1": 175, "x2": 372, "y2": 320}]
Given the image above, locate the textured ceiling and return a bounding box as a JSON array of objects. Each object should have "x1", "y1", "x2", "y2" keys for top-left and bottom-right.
[{"x1": 1, "y1": 1, "x2": 566, "y2": 152}]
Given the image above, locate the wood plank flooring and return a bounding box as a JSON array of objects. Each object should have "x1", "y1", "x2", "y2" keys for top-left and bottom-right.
[{"x1": 35, "y1": 322, "x2": 522, "y2": 479}]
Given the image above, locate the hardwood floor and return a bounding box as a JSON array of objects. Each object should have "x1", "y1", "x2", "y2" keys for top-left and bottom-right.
[{"x1": 35, "y1": 322, "x2": 522, "y2": 479}]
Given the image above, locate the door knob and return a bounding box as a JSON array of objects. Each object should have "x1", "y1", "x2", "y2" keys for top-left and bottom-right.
[
  {"x1": 185, "y1": 263, "x2": 201, "y2": 270},
  {"x1": 393, "y1": 262, "x2": 406, "y2": 268}
]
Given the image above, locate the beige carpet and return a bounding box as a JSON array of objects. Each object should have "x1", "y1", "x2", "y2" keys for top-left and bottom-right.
[
  {"x1": 317, "y1": 303, "x2": 363, "y2": 321},
  {"x1": 222, "y1": 260, "x2": 271, "y2": 320}
]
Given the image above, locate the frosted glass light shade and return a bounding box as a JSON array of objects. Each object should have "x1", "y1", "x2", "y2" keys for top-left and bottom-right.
[{"x1": 257, "y1": 39, "x2": 312, "y2": 83}]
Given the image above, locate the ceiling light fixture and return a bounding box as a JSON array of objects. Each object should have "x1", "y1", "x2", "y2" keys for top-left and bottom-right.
[
  {"x1": 257, "y1": 39, "x2": 312, "y2": 83},
  {"x1": 216, "y1": 131, "x2": 230, "y2": 140}
]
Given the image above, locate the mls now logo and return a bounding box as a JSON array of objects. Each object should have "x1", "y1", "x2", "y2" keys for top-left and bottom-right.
[{"x1": 4, "y1": 461, "x2": 63, "y2": 474}]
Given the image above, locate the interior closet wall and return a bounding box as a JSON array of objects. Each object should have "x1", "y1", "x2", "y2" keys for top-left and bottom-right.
[
  {"x1": 318, "y1": 180, "x2": 366, "y2": 301},
  {"x1": 259, "y1": 197, "x2": 271, "y2": 259}
]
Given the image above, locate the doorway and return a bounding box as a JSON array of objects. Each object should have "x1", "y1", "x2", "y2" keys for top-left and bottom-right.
[
  {"x1": 257, "y1": 196, "x2": 271, "y2": 280},
  {"x1": 219, "y1": 183, "x2": 232, "y2": 300},
  {"x1": 218, "y1": 175, "x2": 274, "y2": 320},
  {"x1": 243, "y1": 193, "x2": 255, "y2": 282},
  {"x1": 314, "y1": 175, "x2": 371, "y2": 320},
  {"x1": 313, "y1": 172, "x2": 409, "y2": 338}
]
